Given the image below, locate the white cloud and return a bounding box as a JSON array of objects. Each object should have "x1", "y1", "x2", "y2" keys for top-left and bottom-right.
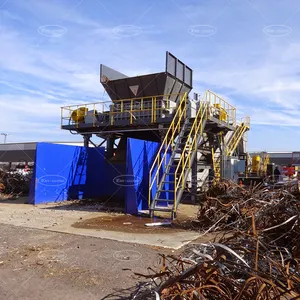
[
  {"x1": 193, "y1": 39, "x2": 300, "y2": 113},
  {"x1": 0, "y1": 10, "x2": 23, "y2": 22}
]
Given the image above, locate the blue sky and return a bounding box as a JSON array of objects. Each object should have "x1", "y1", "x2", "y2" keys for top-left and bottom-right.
[{"x1": 1, "y1": 0, "x2": 300, "y2": 151}]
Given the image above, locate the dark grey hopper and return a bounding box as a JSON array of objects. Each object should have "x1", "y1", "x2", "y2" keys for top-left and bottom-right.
[{"x1": 100, "y1": 52, "x2": 193, "y2": 104}]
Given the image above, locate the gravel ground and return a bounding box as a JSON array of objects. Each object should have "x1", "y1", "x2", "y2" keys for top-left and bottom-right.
[{"x1": 0, "y1": 223, "x2": 172, "y2": 300}]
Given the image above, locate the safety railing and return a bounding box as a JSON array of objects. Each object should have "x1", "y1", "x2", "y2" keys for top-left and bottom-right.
[
  {"x1": 148, "y1": 93, "x2": 188, "y2": 208},
  {"x1": 61, "y1": 101, "x2": 111, "y2": 128},
  {"x1": 226, "y1": 116, "x2": 250, "y2": 157},
  {"x1": 61, "y1": 93, "x2": 183, "y2": 128},
  {"x1": 205, "y1": 90, "x2": 236, "y2": 127},
  {"x1": 173, "y1": 101, "x2": 208, "y2": 212}
]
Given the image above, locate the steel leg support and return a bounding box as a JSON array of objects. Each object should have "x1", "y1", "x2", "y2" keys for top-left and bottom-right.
[{"x1": 83, "y1": 134, "x2": 92, "y2": 147}]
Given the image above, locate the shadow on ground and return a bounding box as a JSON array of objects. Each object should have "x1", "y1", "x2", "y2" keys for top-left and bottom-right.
[
  {"x1": 41, "y1": 196, "x2": 125, "y2": 213},
  {"x1": 0, "y1": 195, "x2": 29, "y2": 204}
]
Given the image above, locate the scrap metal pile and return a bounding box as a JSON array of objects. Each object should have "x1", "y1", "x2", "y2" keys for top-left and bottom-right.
[
  {"x1": 131, "y1": 181, "x2": 300, "y2": 299},
  {"x1": 0, "y1": 169, "x2": 32, "y2": 199}
]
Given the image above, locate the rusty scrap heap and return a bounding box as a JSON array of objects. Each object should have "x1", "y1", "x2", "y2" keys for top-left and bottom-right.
[
  {"x1": 131, "y1": 181, "x2": 300, "y2": 300},
  {"x1": 0, "y1": 169, "x2": 32, "y2": 199}
]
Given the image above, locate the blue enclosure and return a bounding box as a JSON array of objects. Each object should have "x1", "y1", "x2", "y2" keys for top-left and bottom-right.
[
  {"x1": 29, "y1": 139, "x2": 172, "y2": 214},
  {"x1": 125, "y1": 138, "x2": 173, "y2": 214},
  {"x1": 29, "y1": 143, "x2": 124, "y2": 204}
]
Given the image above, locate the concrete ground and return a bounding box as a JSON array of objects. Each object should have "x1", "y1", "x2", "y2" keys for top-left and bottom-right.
[
  {"x1": 0, "y1": 198, "x2": 201, "y2": 249},
  {"x1": 0, "y1": 198, "x2": 211, "y2": 299}
]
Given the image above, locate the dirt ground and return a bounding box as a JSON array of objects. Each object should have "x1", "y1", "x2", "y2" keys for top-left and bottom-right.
[
  {"x1": 0, "y1": 199, "x2": 213, "y2": 299},
  {"x1": 72, "y1": 211, "x2": 200, "y2": 234},
  {"x1": 0, "y1": 223, "x2": 173, "y2": 300}
]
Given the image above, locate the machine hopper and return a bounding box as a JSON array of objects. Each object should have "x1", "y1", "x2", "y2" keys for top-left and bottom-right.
[{"x1": 100, "y1": 51, "x2": 193, "y2": 104}]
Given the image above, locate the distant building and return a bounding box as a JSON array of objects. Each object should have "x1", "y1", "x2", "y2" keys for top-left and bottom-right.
[
  {"x1": 249, "y1": 151, "x2": 300, "y2": 166},
  {"x1": 0, "y1": 141, "x2": 94, "y2": 170}
]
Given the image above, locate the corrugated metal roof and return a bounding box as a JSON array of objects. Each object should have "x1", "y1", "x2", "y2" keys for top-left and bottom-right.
[
  {"x1": 0, "y1": 141, "x2": 85, "y2": 151},
  {"x1": 0, "y1": 143, "x2": 37, "y2": 151},
  {"x1": 0, "y1": 141, "x2": 95, "y2": 162},
  {"x1": 0, "y1": 150, "x2": 35, "y2": 162}
]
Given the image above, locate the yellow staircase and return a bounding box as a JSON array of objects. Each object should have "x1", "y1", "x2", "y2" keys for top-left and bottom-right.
[
  {"x1": 148, "y1": 90, "x2": 244, "y2": 219},
  {"x1": 211, "y1": 132, "x2": 225, "y2": 182},
  {"x1": 226, "y1": 117, "x2": 250, "y2": 157},
  {"x1": 148, "y1": 94, "x2": 208, "y2": 219}
]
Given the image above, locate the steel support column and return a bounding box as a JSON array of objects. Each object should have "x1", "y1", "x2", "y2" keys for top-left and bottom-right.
[
  {"x1": 106, "y1": 135, "x2": 115, "y2": 158},
  {"x1": 83, "y1": 134, "x2": 92, "y2": 147}
]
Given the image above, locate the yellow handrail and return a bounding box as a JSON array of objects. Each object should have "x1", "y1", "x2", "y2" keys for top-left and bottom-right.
[
  {"x1": 173, "y1": 100, "x2": 208, "y2": 212},
  {"x1": 205, "y1": 90, "x2": 236, "y2": 127},
  {"x1": 226, "y1": 126, "x2": 243, "y2": 156},
  {"x1": 61, "y1": 92, "x2": 185, "y2": 108},
  {"x1": 61, "y1": 93, "x2": 186, "y2": 128},
  {"x1": 226, "y1": 117, "x2": 250, "y2": 156},
  {"x1": 148, "y1": 93, "x2": 188, "y2": 207}
]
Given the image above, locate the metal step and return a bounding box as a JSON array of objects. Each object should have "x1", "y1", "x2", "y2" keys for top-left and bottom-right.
[
  {"x1": 167, "y1": 164, "x2": 179, "y2": 169},
  {"x1": 150, "y1": 207, "x2": 173, "y2": 212},
  {"x1": 178, "y1": 136, "x2": 188, "y2": 141},
  {"x1": 175, "y1": 149, "x2": 184, "y2": 153},
  {"x1": 155, "y1": 199, "x2": 174, "y2": 202}
]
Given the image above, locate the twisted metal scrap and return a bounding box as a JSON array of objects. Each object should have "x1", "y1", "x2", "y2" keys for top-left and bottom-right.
[
  {"x1": 198, "y1": 181, "x2": 300, "y2": 252},
  {"x1": 135, "y1": 236, "x2": 300, "y2": 299},
  {"x1": 134, "y1": 182, "x2": 300, "y2": 299},
  {"x1": 0, "y1": 169, "x2": 32, "y2": 198}
]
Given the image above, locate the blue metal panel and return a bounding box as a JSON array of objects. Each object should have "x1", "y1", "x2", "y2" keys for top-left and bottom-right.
[
  {"x1": 125, "y1": 138, "x2": 160, "y2": 214},
  {"x1": 31, "y1": 143, "x2": 116, "y2": 204}
]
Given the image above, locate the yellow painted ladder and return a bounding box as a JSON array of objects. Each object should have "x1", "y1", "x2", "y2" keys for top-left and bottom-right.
[{"x1": 212, "y1": 148, "x2": 221, "y2": 182}]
